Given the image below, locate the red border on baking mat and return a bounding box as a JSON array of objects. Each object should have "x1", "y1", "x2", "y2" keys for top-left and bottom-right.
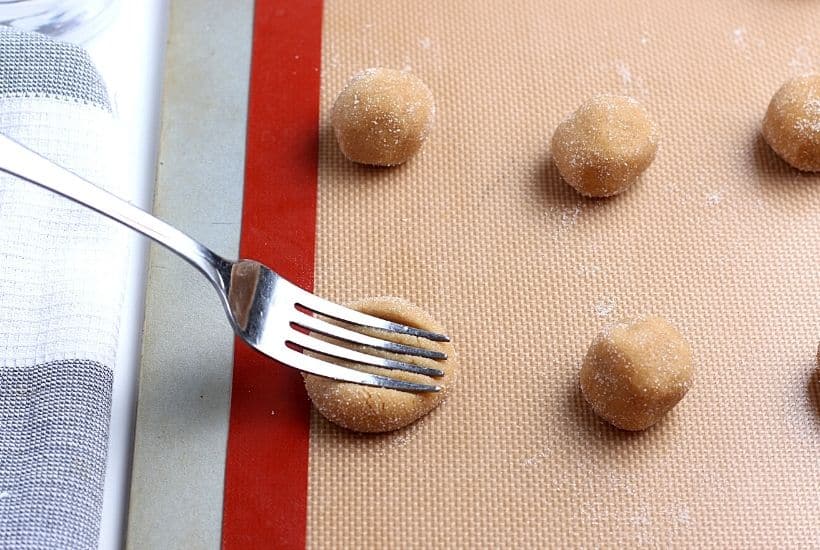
[{"x1": 221, "y1": 1, "x2": 323, "y2": 548}]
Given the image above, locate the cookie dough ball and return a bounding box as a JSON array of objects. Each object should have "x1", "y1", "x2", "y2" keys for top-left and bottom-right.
[
  {"x1": 762, "y1": 73, "x2": 820, "y2": 172},
  {"x1": 552, "y1": 95, "x2": 658, "y2": 197},
  {"x1": 304, "y1": 297, "x2": 455, "y2": 433},
  {"x1": 331, "y1": 68, "x2": 435, "y2": 166},
  {"x1": 580, "y1": 316, "x2": 693, "y2": 431}
]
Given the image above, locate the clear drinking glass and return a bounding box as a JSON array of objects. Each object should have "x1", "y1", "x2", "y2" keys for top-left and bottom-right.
[{"x1": 0, "y1": 0, "x2": 117, "y2": 43}]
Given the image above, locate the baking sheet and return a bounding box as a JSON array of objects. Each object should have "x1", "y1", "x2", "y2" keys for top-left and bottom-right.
[
  {"x1": 126, "y1": 1, "x2": 253, "y2": 547},
  {"x1": 309, "y1": 0, "x2": 820, "y2": 547}
]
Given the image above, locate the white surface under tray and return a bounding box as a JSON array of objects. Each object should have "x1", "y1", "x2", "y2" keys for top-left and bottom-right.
[{"x1": 84, "y1": 2, "x2": 168, "y2": 548}]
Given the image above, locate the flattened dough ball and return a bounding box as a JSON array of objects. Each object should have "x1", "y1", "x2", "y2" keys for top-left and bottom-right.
[
  {"x1": 762, "y1": 73, "x2": 820, "y2": 172},
  {"x1": 552, "y1": 95, "x2": 658, "y2": 197},
  {"x1": 580, "y1": 316, "x2": 693, "y2": 431},
  {"x1": 331, "y1": 68, "x2": 435, "y2": 166},
  {"x1": 304, "y1": 297, "x2": 456, "y2": 433}
]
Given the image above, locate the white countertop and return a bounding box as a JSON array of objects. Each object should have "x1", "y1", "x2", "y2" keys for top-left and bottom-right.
[{"x1": 83, "y1": 2, "x2": 169, "y2": 548}]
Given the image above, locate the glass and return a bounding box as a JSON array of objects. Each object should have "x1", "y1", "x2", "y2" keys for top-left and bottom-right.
[{"x1": 0, "y1": 0, "x2": 117, "y2": 43}]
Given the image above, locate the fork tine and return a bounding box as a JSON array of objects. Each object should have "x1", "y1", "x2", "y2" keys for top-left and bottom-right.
[
  {"x1": 287, "y1": 330, "x2": 444, "y2": 377},
  {"x1": 291, "y1": 287, "x2": 450, "y2": 342},
  {"x1": 277, "y1": 347, "x2": 441, "y2": 392},
  {"x1": 291, "y1": 311, "x2": 447, "y2": 360}
]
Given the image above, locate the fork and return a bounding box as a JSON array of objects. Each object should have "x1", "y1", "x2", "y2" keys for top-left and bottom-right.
[{"x1": 0, "y1": 133, "x2": 446, "y2": 392}]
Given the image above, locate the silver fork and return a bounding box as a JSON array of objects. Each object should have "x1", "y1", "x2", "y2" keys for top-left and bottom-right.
[{"x1": 0, "y1": 133, "x2": 446, "y2": 392}]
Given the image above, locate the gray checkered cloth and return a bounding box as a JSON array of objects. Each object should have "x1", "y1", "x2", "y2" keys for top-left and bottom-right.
[{"x1": 0, "y1": 26, "x2": 124, "y2": 549}]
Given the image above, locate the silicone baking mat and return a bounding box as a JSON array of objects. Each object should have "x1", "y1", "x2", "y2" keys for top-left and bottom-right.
[
  {"x1": 133, "y1": 0, "x2": 820, "y2": 547},
  {"x1": 306, "y1": 0, "x2": 820, "y2": 547}
]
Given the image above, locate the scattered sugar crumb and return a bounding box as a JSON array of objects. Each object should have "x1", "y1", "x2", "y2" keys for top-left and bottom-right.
[
  {"x1": 616, "y1": 60, "x2": 633, "y2": 85},
  {"x1": 628, "y1": 508, "x2": 651, "y2": 528},
  {"x1": 390, "y1": 427, "x2": 421, "y2": 448},
  {"x1": 547, "y1": 204, "x2": 587, "y2": 241},
  {"x1": 675, "y1": 506, "x2": 691, "y2": 526},
  {"x1": 419, "y1": 37, "x2": 432, "y2": 49},
  {"x1": 294, "y1": 55, "x2": 300, "y2": 60},
  {"x1": 639, "y1": 35, "x2": 650, "y2": 46},
  {"x1": 614, "y1": 61, "x2": 649, "y2": 97},
  {"x1": 578, "y1": 264, "x2": 601, "y2": 278},
  {"x1": 594, "y1": 298, "x2": 615, "y2": 318},
  {"x1": 571, "y1": 501, "x2": 611, "y2": 527},
  {"x1": 707, "y1": 191, "x2": 723, "y2": 206},
  {"x1": 271, "y1": 410, "x2": 276, "y2": 416},
  {"x1": 521, "y1": 447, "x2": 550, "y2": 466},
  {"x1": 547, "y1": 204, "x2": 582, "y2": 226},
  {"x1": 731, "y1": 26, "x2": 766, "y2": 51},
  {"x1": 561, "y1": 204, "x2": 582, "y2": 226},
  {"x1": 732, "y1": 27, "x2": 747, "y2": 48},
  {"x1": 789, "y1": 44, "x2": 815, "y2": 72}
]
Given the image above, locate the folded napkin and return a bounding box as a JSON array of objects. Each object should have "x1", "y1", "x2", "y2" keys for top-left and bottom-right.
[{"x1": 0, "y1": 27, "x2": 128, "y2": 548}]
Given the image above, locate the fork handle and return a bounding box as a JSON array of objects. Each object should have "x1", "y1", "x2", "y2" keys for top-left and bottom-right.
[{"x1": 0, "y1": 133, "x2": 229, "y2": 289}]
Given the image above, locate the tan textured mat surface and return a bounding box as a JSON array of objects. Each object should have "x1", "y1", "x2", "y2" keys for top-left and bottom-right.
[{"x1": 310, "y1": 1, "x2": 820, "y2": 546}]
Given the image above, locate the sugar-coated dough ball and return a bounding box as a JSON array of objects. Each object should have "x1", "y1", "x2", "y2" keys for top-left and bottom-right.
[
  {"x1": 580, "y1": 316, "x2": 693, "y2": 431},
  {"x1": 304, "y1": 297, "x2": 455, "y2": 433},
  {"x1": 331, "y1": 68, "x2": 435, "y2": 166},
  {"x1": 762, "y1": 73, "x2": 820, "y2": 172},
  {"x1": 552, "y1": 95, "x2": 658, "y2": 197}
]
